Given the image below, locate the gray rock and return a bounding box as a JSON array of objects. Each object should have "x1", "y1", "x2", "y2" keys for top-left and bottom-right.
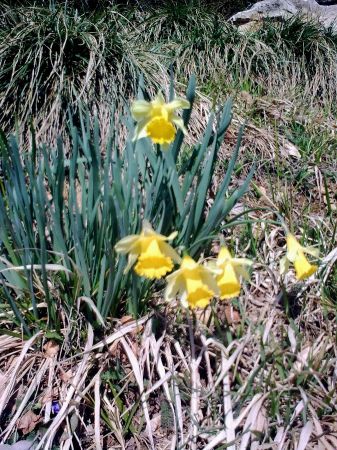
[{"x1": 230, "y1": 0, "x2": 337, "y2": 29}]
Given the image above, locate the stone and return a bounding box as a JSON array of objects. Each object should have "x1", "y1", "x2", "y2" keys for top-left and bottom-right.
[{"x1": 230, "y1": 0, "x2": 337, "y2": 29}]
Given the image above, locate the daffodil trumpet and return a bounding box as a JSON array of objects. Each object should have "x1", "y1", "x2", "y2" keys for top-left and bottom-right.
[
  {"x1": 281, "y1": 233, "x2": 318, "y2": 280},
  {"x1": 131, "y1": 92, "x2": 190, "y2": 149},
  {"x1": 114, "y1": 222, "x2": 181, "y2": 279},
  {"x1": 211, "y1": 247, "x2": 253, "y2": 299},
  {"x1": 165, "y1": 255, "x2": 219, "y2": 309}
]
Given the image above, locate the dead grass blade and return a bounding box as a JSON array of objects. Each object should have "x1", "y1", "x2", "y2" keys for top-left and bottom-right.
[
  {"x1": 94, "y1": 375, "x2": 102, "y2": 450},
  {"x1": 296, "y1": 420, "x2": 313, "y2": 450},
  {"x1": 120, "y1": 336, "x2": 155, "y2": 450},
  {"x1": 35, "y1": 324, "x2": 94, "y2": 450},
  {"x1": 0, "y1": 332, "x2": 41, "y2": 419}
]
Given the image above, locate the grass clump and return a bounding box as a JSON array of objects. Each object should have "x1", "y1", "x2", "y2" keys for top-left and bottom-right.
[
  {"x1": 1, "y1": 3, "x2": 337, "y2": 141},
  {"x1": 0, "y1": 4, "x2": 142, "y2": 139},
  {"x1": 173, "y1": 15, "x2": 337, "y2": 107}
]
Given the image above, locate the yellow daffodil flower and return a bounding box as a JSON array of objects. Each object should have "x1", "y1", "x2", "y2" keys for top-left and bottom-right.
[
  {"x1": 165, "y1": 256, "x2": 219, "y2": 309},
  {"x1": 131, "y1": 92, "x2": 190, "y2": 148},
  {"x1": 114, "y1": 222, "x2": 181, "y2": 279},
  {"x1": 280, "y1": 234, "x2": 319, "y2": 280},
  {"x1": 213, "y1": 247, "x2": 253, "y2": 299}
]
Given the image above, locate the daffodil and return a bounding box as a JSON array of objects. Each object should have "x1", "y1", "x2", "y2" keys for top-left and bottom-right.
[
  {"x1": 114, "y1": 222, "x2": 180, "y2": 279},
  {"x1": 213, "y1": 247, "x2": 253, "y2": 299},
  {"x1": 280, "y1": 234, "x2": 318, "y2": 280},
  {"x1": 131, "y1": 92, "x2": 190, "y2": 148},
  {"x1": 165, "y1": 256, "x2": 219, "y2": 309}
]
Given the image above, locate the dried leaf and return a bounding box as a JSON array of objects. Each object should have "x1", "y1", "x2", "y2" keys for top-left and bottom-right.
[
  {"x1": 59, "y1": 368, "x2": 73, "y2": 383},
  {"x1": 10, "y1": 441, "x2": 34, "y2": 450},
  {"x1": 43, "y1": 341, "x2": 59, "y2": 358},
  {"x1": 293, "y1": 346, "x2": 311, "y2": 373},
  {"x1": 17, "y1": 411, "x2": 41, "y2": 435},
  {"x1": 281, "y1": 141, "x2": 301, "y2": 159},
  {"x1": 297, "y1": 421, "x2": 313, "y2": 450},
  {"x1": 41, "y1": 387, "x2": 58, "y2": 405},
  {"x1": 120, "y1": 315, "x2": 133, "y2": 325},
  {"x1": 287, "y1": 326, "x2": 297, "y2": 353},
  {"x1": 60, "y1": 412, "x2": 79, "y2": 442},
  {"x1": 225, "y1": 305, "x2": 241, "y2": 325}
]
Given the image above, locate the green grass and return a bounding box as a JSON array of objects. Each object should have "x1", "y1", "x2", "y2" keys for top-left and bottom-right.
[
  {"x1": 0, "y1": 4, "x2": 142, "y2": 136},
  {"x1": 1, "y1": 3, "x2": 337, "y2": 140}
]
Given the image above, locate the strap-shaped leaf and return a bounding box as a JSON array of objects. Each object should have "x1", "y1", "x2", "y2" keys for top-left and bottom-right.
[
  {"x1": 181, "y1": 113, "x2": 214, "y2": 198},
  {"x1": 193, "y1": 137, "x2": 217, "y2": 231},
  {"x1": 171, "y1": 75, "x2": 196, "y2": 162},
  {"x1": 197, "y1": 163, "x2": 256, "y2": 245},
  {"x1": 204, "y1": 124, "x2": 244, "y2": 229},
  {"x1": 163, "y1": 150, "x2": 184, "y2": 215}
]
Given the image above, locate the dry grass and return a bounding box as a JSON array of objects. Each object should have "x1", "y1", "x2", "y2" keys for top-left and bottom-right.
[
  {"x1": 0, "y1": 85, "x2": 336, "y2": 448},
  {"x1": 1, "y1": 5, "x2": 337, "y2": 146},
  {"x1": 1, "y1": 243, "x2": 336, "y2": 449},
  {"x1": 0, "y1": 86, "x2": 336, "y2": 447}
]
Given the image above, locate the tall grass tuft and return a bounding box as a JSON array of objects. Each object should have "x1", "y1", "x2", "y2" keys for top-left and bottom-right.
[
  {"x1": 1, "y1": 4, "x2": 337, "y2": 143},
  {"x1": 0, "y1": 4, "x2": 150, "y2": 140},
  {"x1": 171, "y1": 15, "x2": 337, "y2": 105}
]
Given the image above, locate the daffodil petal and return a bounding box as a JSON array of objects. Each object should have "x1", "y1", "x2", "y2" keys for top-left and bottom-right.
[
  {"x1": 142, "y1": 220, "x2": 155, "y2": 235},
  {"x1": 165, "y1": 268, "x2": 182, "y2": 284},
  {"x1": 171, "y1": 115, "x2": 188, "y2": 135},
  {"x1": 124, "y1": 252, "x2": 138, "y2": 274},
  {"x1": 231, "y1": 258, "x2": 253, "y2": 267},
  {"x1": 167, "y1": 230, "x2": 178, "y2": 241},
  {"x1": 131, "y1": 100, "x2": 152, "y2": 120},
  {"x1": 181, "y1": 256, "x2": 200, "y2": 271},
  {"x1": 217, "y1": 247, "x2": 233, "y2": 265},
  {"x1": 180, "y1": 292, "x2": 189, "y2": 309},
  {"x1": 115, "y1": 235, "x2": 139, "y2": 253},
  {"x1": 142, "y1": 224, "x2": 177, "y2": 243},
  {"x1": 235, "y1": 265, "x2": 251, "y2": 281},
  {"x1": 151, "y1": 92, "x2": 166, "y2": 108},
  {"x1": 167, "y1": 98, "x2": 190, "y2": 111},
  {"x1": 202, "y1": 270, "x2": 220, "y2": 296},
  {"x1": 280, "y1": 255, "x2": 289, "y2": 275},
  {"x1": 159, "y1": 241, "x2": 182, "y2": 264},
  {"x1": 205, "y1": 261, "x2": 222, "y2": 275},
  {"x1": 165, "y1": 273, "x2": 184, "y2": 302},
  {"x1": 286, "y1": 234, "x2": 301, "y2": 262},
  {"x1": 133, "y1": 118, "x2": 150, "y2": 141},
  {"x1": 303, "y1": 246, "x2": 319, "y2": 258}
]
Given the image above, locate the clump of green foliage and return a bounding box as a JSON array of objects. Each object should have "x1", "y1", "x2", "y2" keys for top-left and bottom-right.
[
  {"x1": 0, "y1": 3, "x2": 141, "y2": 136},
  {"x1": 0, "y1": 77, "x2": 253, "y2": 336}
]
